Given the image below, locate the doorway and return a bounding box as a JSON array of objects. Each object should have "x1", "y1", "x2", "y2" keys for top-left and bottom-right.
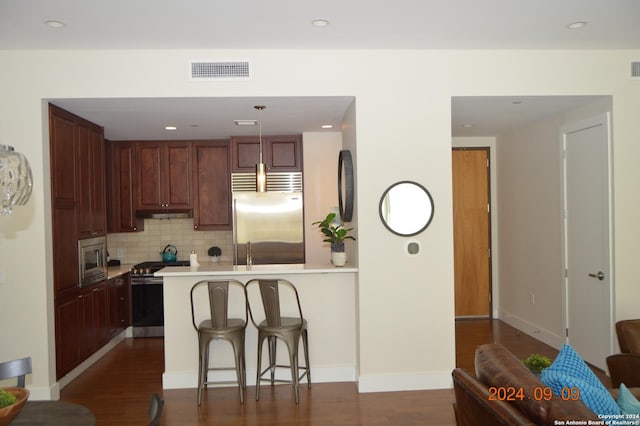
[
  {"x1": 452, "y1": 148, "x2": 492, "y2": 318},
  {"x1": 562, "y1": 113, "x2": 613, "y2": 370}
]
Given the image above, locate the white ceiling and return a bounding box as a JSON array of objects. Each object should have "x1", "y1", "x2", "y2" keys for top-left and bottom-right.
[{"x1": 5, "y1": 1, "x2": 638, "y2": 140}]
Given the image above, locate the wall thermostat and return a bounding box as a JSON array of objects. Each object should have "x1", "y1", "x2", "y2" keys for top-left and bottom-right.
[{"x1": 407, "y1": 241, "x2": 420, "y2": 255}]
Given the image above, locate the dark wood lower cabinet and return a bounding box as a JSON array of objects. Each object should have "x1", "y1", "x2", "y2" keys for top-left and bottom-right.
[
  {"x1": 55, "y1": 279, "x2": 119, "y2": 379},
  {"x1": 108, "y1": 274, "x2": 131, "y2": 337}
]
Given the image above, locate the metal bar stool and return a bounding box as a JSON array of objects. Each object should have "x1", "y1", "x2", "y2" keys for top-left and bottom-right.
[
  {"x1": 190, "y1": 279, "x2": 247, "y2": 404},
  {"x1": 245, "y1": 278, "x2": 310, "y2": 404}
]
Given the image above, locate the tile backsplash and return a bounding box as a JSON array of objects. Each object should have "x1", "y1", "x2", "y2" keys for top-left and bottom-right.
[{"x1": 106, "y1": 218, "x2": 233, "y2": 264}]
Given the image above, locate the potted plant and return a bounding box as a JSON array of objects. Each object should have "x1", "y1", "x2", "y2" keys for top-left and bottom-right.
[
  {"x1": 312, "y1": 213, "x2": 356, "y2": 266},
  {"x1": 207, "y1": 246, "x2": 222, "y2": 263},
  {"x1": 522, "y1": 353, "x2": 551, "y2": 376}
]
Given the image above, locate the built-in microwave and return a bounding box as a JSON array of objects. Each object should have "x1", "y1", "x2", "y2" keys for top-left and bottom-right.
[{"x1": 78, "y1": 236, "x2": 107, "y2": 287}]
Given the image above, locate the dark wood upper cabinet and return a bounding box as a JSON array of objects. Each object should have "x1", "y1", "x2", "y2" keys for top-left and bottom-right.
[
  {"x1": 136, "y1": 141, "x2": 192, "y2": 211},
  {"x1": 107, "y1": 141, "x2": 143, "y2": 232},
  {"x1": 230, "y1": 135, "x2": 302, "y2": 173},
  {"x1": 76, "y1": 121, "x2": 106, "y2": 238},
  {"x1": 192, "y1": 140, "x2": 232, "y2": 230}
]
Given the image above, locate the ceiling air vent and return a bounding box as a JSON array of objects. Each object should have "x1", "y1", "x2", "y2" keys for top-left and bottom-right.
[
  {"x1": 631, "y1": 61, "x2": 640, "y2": 79},
  {"x1": 190, "y1": 61, "x2": 250, "y2": 80}
]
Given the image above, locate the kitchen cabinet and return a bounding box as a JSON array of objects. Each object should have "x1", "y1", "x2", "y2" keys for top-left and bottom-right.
[
  {"x1": 192, "y1": 140, "x2": 232, "y2": 230},
  {"x1": 55, "y1": 294, "x2": 80, "y2": 378},
  {"x1": 107, "y1": 141, "x2": 143, "y2": 232},
  {"x1": 230, "y1": 135, "x2": 302, "y2": 173},
  {"x1": 50, "y1": 104, "x2": 111, "y2": 379},
  {"x1": 77, "y1": 121, "x2": 106, "y2": 237},
  {"x1": 79, "y1": 282, "x2": 109, "y2": 361},
  {"x1": 108, "y1": 273, "x2": 131, "y2": 337},
  {"x1": 55, "y1": 281, "x2": 109, "y2": 379},
  {"x1": 49, "y1": 105, "x2": 79, "y2": 296},
  {"x1": 136, "y1": 141, "x2": 192, "y2": 211}
]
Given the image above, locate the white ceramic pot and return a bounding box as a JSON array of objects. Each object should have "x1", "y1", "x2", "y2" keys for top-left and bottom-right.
[
  {"x1": 209, "y1": 256, "x2": 220, "y2": 263},
  {"x1": 331, "y1": 251, "x2": 347, "y2": 267}
]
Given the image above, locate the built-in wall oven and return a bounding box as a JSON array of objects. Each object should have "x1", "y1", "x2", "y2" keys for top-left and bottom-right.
[
  {"x1": 78, "y1": 236, "x2": 107, "y2": 287},
  {"x1": 130, "y1": 261, "x2": 189, "y2": 337}
]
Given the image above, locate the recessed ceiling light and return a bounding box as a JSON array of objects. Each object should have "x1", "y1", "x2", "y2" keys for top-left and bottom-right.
[
  {"x1": 567, "y1": 21, "x2": 587, "y2": 30},
  {"x1": 164, "y1": 126, "x2": 177, "y2": 131},
  {"x1": 321, "y1": 124, "x2": 333, "y2": 129},
  {"x1": 44, "y1": 20, "x2": 66, "y2": 28},
  {"x1": 234, "y1": 120, "x2": 257, "y2": 126},
  {"x1": 312, "y1": 19, "x2": 330, "y2": 28},
  {"x1": 463, "y1": 124, "x2": 473, "y2": 128}
]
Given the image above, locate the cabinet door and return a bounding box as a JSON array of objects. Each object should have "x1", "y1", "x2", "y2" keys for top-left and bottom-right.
[
  {"x1": 49, "y1": 105, "x2": 79, "y2": 295},
  {"x1": 78, "y1": 290, "x2": 95, "y2": 361},
  {"x1": 230, "y1": 136, "x2": 262, "y2": 172},
  {"x1": 231, "y1": 135, "x2": 302, "y2": 173},
  {"x1": 50, "y1": 106, "x2": 77, "y2": 208},
  {"x1": 137, "y1": 142, "x2": 192, "y2": 210},
  {"x1": 92, "y1": 284, "x2": 109, "y2": 349},
  {"x1": 193, "y1": 141, "x2": 232, "y2": 230},
  {"x1": 89, "y1": 127, "x2": 106, "y2": 235},
  {"x1": 55, "y1": 295, "x2": 80, "y2": 379},
  {"x1": 137, "y1": 143, "x2": 164, "y2": 209},
  {"x1": 77, "y1": 123, "x2": 106, "y2": 237},
  {"x1": 164, "y1": 142, "x2": 192, "y2": 208},
  {"x1": 108, "y1": 274, "x2": 131, "y2": 337},
  {"x1": 266, "y1": 135, "x2": 303, "y2": 172},
  {"x1": 108, "y1": 142, "x2": 142, "y2": 232}
]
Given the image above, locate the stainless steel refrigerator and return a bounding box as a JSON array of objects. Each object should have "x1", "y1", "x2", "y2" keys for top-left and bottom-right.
[{"x1": 232, "y1": 173, "x2": 305, "y2": 265}]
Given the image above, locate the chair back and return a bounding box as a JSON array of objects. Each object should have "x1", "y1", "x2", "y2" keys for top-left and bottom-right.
[
  {"x1": 616, "y1": 319, "x2": 640, "y2": 353},
  {"x1": 246, "y1": 278, "x2": 303, "y2": 328},
  {"x1": 0, "y1": 356, "x2": 32, "y2": 388},
  {"x1": 148, "y1": 393, "x2": 164, "y2": 426},
  {"x1": 190, "y1": 280, "x2": 247, "y2": 330}
]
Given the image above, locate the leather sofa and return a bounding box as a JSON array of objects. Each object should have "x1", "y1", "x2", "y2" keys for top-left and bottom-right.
[
  {"x1": 452, "y1": 343, "x2": 600, "y2": 425},
  {"x1": 607, "y1": 319, "x2": 640, "y2": 388}
]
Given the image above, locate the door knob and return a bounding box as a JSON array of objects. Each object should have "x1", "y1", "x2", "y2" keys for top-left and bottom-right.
[{"x1": 588, "y1": 271, "x2": 605, "y2": 280}]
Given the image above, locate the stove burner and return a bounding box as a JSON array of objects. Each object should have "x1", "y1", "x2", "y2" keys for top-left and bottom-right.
[{"x1": 130, "y1": 261, "x2": 190, "y2": 276}]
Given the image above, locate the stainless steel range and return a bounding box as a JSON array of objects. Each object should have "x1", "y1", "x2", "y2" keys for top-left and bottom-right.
[{"x1": 130, "y1": 261, "x2": 189, "y2": 337}]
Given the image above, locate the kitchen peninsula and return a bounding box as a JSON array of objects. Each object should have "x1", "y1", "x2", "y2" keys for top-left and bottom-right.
[{"x1": 156, "y1": 263, "x2": 358, "y2": 389}]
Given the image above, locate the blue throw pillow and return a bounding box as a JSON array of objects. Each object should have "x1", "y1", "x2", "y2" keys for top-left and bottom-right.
[
  {"x1": 617, "y1": 383, "x2": 640, "y2": 415},
  {"x1": 541, "y1": 344, "x2": 620, "y2": 415}
]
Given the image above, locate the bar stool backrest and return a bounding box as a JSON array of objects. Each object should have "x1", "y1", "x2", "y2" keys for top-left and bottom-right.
[{"x1": 0, "y1": 356, "x2": 32, "y2": 388}]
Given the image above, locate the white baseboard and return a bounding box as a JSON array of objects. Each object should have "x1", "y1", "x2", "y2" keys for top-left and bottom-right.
[
  {"x1": 50, "y1": 331, "x2": 128, "y2": 399},
  {"x1": 357, "y1": 370, "x2": 453, "y2": 393},
  {"x1": 499, "y1": 309, "x2": 565, "y2": 350}
]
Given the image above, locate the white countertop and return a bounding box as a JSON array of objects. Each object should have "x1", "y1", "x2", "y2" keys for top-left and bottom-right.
[{"x1": 155, "y1": 263, "x2": 357, "y2": 277}]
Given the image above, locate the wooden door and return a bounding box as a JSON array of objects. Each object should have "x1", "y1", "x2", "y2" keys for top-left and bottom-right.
[{"x1": 452, "y1": 148, "x2": 491, "y2": 317}]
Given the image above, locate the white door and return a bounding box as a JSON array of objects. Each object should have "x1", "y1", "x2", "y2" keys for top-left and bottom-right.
[{"x1": 563, "y1": 113, "x2": 613, "y2": 371}]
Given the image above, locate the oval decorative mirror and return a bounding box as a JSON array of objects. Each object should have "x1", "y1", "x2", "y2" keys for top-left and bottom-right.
[
  {"x1": 338, "y1": 150, "x2": 354, "y2": 222},
  {"x1": 379, "y1": 181, "x2": 434, "y2": 236}
]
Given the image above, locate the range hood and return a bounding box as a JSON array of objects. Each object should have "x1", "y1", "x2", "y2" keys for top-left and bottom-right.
[{"x1": 136, "y1": 210, "x2": 193, "y2": 220}]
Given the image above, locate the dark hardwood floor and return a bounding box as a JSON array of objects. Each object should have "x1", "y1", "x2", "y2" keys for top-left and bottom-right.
[{"x1": 59, "y1": 319, "x2": 610, "y2": 425}]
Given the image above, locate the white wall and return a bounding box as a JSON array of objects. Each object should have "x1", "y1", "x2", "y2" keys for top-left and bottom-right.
[
  {"x1": 1, "y1": 49, "x2": 640, "y2": 398},
  {"x1": 496, "y1": 97, "x2": 614, "y2": 348},
  {"x1": 302, "y1": 131, "x2": 344, "y2": 264}
]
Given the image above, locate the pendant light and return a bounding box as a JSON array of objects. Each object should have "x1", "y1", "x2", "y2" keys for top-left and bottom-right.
[
  {"x1": 255, "y1": 105, "x2": 267, "y2": 192},
  {"x1": 0, "y1": 144, "x2": 33, "y2": 215}
]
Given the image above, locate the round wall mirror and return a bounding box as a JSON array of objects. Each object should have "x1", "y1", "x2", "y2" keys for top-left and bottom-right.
[
  {"x1": 379, "y1": 181, "x2": 434, "y2": 236},
  {"x1": 338, "y1": 150, "x2": 354, "y2": 222}
]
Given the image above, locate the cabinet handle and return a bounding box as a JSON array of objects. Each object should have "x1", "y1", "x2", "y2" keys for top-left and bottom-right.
[{"x1": 120, "y1": 297, "x2": 125, "y2": 301}]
